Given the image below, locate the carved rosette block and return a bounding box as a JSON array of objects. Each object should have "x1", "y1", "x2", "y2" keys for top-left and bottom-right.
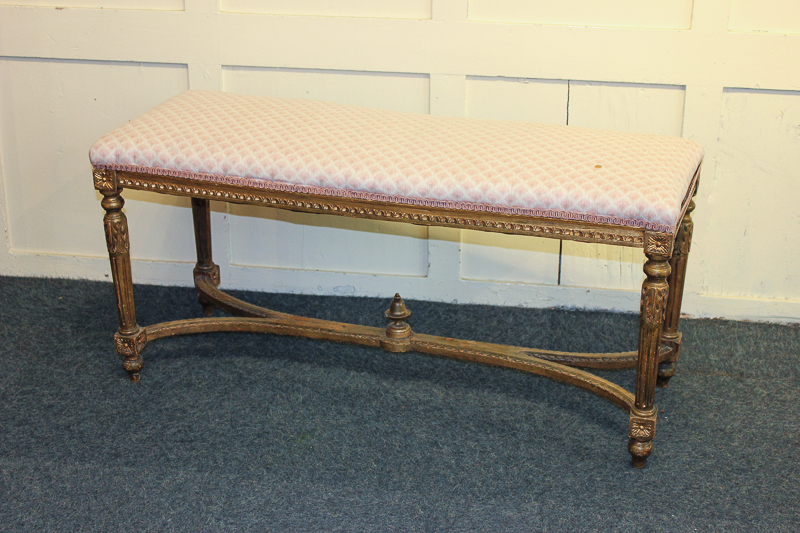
[
  {"x1": 93, "y1": 168, "x2": 118, "y2": 191},
  {"x1": 628, "y1": 408, "x2": 657, "y2": 440},
  {"x1": 628, "y1": 407, "x2": 658, "y2": 468},
  {"x1": 114, "y1": 328, "x2": 147, "y2": 382},
  {"x1": 644, "y1": 232, "x2": 673, "y2": 258},
  {"x1": 114, "y1": 328, "x2": 147, "y2": 355}
]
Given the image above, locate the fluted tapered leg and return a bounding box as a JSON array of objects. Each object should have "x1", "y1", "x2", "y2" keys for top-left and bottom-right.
[
  {"x1": 628, "y1": 234, "x2": 672, "y2": 468},
  {"x1": 101, "y1": 189, "x2": 147, "y2": 382},
  {"x1": 658, "y1": 199, "x2": 695, "y2": 387},
  {"x1": 191, "y1": 198, "x2": 220, "y2": 316}
]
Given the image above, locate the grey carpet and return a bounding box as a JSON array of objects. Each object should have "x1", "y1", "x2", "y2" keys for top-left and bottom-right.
[{"x1": 0, "y1": 276, "x2": 798, "y2": 532}]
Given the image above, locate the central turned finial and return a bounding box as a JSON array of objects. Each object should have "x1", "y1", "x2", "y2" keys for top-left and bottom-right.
[{"x1": 385, "y1": 293, "x2": 412, "y2": 339}]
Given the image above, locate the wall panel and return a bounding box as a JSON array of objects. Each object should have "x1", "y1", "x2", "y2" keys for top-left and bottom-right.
[
  {"x1": 468, "y1": 0, "x2": 694, "y2": 30},
  {"x1": 704, "y1": 88, "x2": 800, "y2": 301},
  {"x1": 460, "y1": 76, "x2": 566, "y2": 285},
  {"x1": 729, "y1": 0, "x2": 800, "y2": 34},
  {"x1": 0, "y1": 57, "x2": 191, "y2": 261},
  {"x1": 0, "y1": 0, "x2": 183, "y2": 9},
  {"x1": 567, "y1": 82, "x2": 685, "y2": 135},
  {"x1": 223, "y1": 67, "x2": 429, "y2": 112},
  {"x1": 221, "y1": 0, "x2": 431, "y2": 19},
  {"x1": 465, "y1": 76, "x2": 568, "y2": 125},
  {"x1": 223, "y1": 66, "x2": 429, "y2": 275}
]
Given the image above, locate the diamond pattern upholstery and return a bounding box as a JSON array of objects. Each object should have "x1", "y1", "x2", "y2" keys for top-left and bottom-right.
[{"x1": 90, "y1": 90, "x2": 703, "y2": 234}]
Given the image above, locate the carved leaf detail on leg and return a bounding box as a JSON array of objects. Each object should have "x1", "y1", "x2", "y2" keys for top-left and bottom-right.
[
  {"x1": 104, "y1": 217, "x2": 130, "y2": 255},
  {"x1": 641, "y1": 284, "x2": 669, "y2": 326}
]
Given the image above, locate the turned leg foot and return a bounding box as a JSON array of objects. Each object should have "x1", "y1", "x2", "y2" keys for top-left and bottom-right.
[
  {"x1": 656, "y1": 365, "x2": 676, "y2": 388},
  {"x1": 122, "y1": 355, "x2": 144, "y2": 382},
  {"x1": 628, "y1": 439, "x2": 653, "y2": 469},
  {"x1": 115, "y1": 328, "x2": 147, "y2": 382}
]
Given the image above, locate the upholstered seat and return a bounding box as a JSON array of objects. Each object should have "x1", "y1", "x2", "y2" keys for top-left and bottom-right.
[{"x1": 90, "y1": 90, "x2": 702, "y2": 235}]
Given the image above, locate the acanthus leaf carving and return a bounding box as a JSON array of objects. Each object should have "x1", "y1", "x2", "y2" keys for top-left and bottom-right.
[
  {"x1": 641, "y1": 284, "x2": 669, "y2": 325},
  {"x1": 104, "y1": 216, "x2": 130, "y2": 254}
]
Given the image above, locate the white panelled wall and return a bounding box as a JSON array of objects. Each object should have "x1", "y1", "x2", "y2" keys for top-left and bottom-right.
[{"x1": 0, "y1": 0, "x2": 798, "y2": 322}]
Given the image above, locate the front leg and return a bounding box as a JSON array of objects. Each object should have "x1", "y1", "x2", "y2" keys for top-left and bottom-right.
[
  {"x1": 628, "y1": 233, "x2": 671, "y2": 468},
  {"x1": 97, "y1": 170, "x2": 147, "y2": 382}
]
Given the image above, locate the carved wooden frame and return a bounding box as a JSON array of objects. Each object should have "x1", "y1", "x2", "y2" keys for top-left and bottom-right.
[{"x1": 96, "y1": 164, "x2": 699, "y2": 468}]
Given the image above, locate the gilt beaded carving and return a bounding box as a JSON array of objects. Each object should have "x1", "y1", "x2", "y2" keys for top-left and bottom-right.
[{"x1": 117, "y1": 175, "x2": 646, "y2": 247}]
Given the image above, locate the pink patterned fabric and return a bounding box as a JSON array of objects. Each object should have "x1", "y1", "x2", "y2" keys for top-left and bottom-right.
[{"x1": 90, "y1": 90, "x2": 703, "y2": 233}]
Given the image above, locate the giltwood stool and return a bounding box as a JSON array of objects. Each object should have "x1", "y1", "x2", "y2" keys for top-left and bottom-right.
[{"x1": 91, "y1": 91, "x2": 702, "y2": 467}]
